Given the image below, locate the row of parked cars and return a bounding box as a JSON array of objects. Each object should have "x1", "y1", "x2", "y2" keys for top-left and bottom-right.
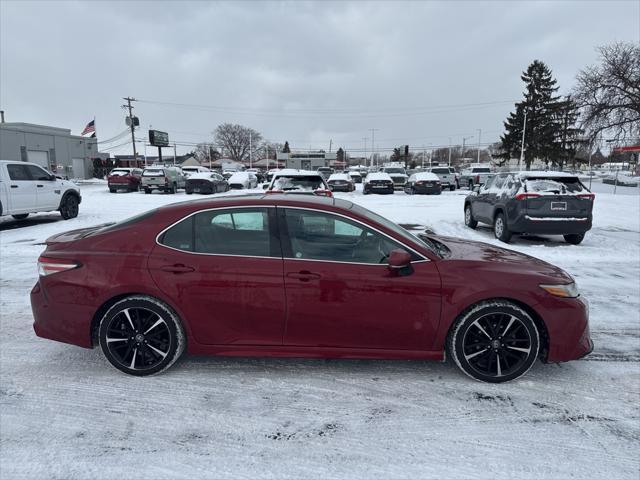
[{"x1": 106, "y1": 166, "x2": 260, "y2": 194}]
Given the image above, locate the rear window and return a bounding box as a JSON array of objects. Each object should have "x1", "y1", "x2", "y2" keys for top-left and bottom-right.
[
  {"x1": 109, "y1": 169, "x2": 130, "y2": 176},
  {"x1": 431, "y1": 168, "x2": 450, "y2": 174},
  {"x1": 525, "y1": 177, "x2": 585, "y2": 194},
  {"x1": 383, "y1": 168, "x2": 406, "y2": 174},
  {"x1": 273, "y1": 175, "x2": 325, "y2": 191},
  {"x1": 472, "y1": 168, "x2": 491, "y2": 173},
  {"x1": 143, "y1": 169, "x2": 165, "y2": 176}
]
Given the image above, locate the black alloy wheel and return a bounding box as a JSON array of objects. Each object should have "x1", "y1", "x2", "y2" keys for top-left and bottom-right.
[
  {"x1": 60, "y1": 195, "x2": 79, "y2": 219},
  {"x1": 449, "y1": 301, "x2": 540, "y2": 383},
  {"x1": 99, "y1": 296, "x2": 185, "y2": 376},
  {"x1": 564, "y1": 233, "x2": 585, "y2": 245}
]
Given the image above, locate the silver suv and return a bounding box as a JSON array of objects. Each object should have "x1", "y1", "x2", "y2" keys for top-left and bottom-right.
[{"x1": 141, "y1": 166, "x2": 186, "y2": 194}]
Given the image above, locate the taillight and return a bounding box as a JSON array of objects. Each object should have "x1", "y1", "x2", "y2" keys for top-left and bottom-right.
[
  {"x1": 515, "y1": 193, "x2": 541, "y2": 200},
  {"x1": 265, "y1": 189, "x2": 284, "y2": 194},
  {"x1": 475, "y1": 175, "x2": 480, "y2": 183},
  {"x1": 38, "y1": 256, "x2": 80, "y2": 277},
  {"x1": 577, "y1": 193, "x2": 595, "y2": 201},
  {"x1": 415, "y1": 181, "x2": 424, "y2": 185},
  {"x1": 315, "y1": 189, "x2": 333, "y2": 197}
]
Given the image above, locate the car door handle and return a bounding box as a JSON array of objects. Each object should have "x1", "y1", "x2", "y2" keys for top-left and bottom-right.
[
  {"x1": 286, "y1": 271, "x2": 321, "y2": 282},
  {"x1": 160, "y1": 264, "x2": 195, "y2": 274},
  {"x1": 10, "y1": 185, "x2": 18, "y2": 188},
  {"x1": 37, "y1": 184, "x2": 44, "y2": 188}
]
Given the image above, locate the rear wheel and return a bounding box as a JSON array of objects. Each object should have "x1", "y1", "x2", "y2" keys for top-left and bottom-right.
[
  {"x1": 144, "y1": 188, "x2": 151, "y2": 194},
  {"x1": 60, "y1": 195, "x2": 79, "y2": 220},
  {"x1": 449, "y1": 185, "x2": 455, "y2": 191},
  {"x1": 494, "y1": 212, "x2": 511, "y2": 243},
  {"x1": 109, "y1": 188, "x2": 117, "y2": 193},
  {"x1": 448, "y1": 300, "x2": 540, "y2": 383},
  {"x1": 12, "y1": 213, "x2": 29, "y2": 220},
  {"x1": 564, "y1": 233, "x2": 585, "y2": 245},
  {"x1": 99, "y1": 296, "x2": 185, "y2": 376},
  {"x1": 464, "y1": 204, "x2": 477, "y2": 229}
]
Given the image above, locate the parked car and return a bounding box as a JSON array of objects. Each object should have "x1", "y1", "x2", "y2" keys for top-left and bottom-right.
[
  {"x1": 348, "y1": 171, "x2": 362, "y2": 184},
  {"x1": 228, "y1": 172, "x2": 258, "y2": 190},
  {"x1": 222, "y1": 169, "x2": 238, "y2": 180},
  {"x1": 31, "y1": 195, "x2": 592, "y2": 382},
  {"x1": 181, "y1": 165, "x2": 211, "y2": 178},
  {"x1": 327, "y1": 173, "x2": 355, "y2": 192},
  {"x1": 404, "y1": 172, "x2": 442, "y2": 195},
  {"x1": 246, "y1": 168, "x2": 265, "y2": 183},
  {"x1": 317, "y1": 167, "x2": 334, "y2": 180},
  {"x1": 107, "y1": 168, "x2": 143, "y2": 193},
  {"x1": 265, "y1": 169, "x2": 280, "y2": 183},
  {"x1": 185, "y1": 172, "x2": 229, "y2": 194},
  {"x1": 363, "y1": 172, "x2": 394, "y2": 195},
  {"x1": 464, "y1": 171, "x2": 595, "y2": 244},
  {"x1": 0, "y1": 160, "x2": 81, "y2": 220},
  {"x1": 380, "y1": 166, "x2": 408, "y2": 189},
  {"x1": 266, "y1": 169, "x2": 332, "y2": 196},
  {"x1": 449, "y1": 167, "x2": 460, "y2": 189},
  {"x1": 427, "y1": 166, "x2": 456, "y2": 191},
  {"x1": 141, "y1": 167, "x2": 186, "y2": 194},
  {"x1": 460, "y1": 166, "x2": 493, "y2": 189}
]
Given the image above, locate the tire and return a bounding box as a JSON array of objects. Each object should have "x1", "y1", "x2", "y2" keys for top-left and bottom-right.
[
  {"x1": 468, "y1": 180, "x2": 474, "y2": 189},
  {"x1": 363, "y1": 188, "x2": 370, "y2": 195},
  {"x1": 59, "y1": 195, "x2": 79, "y2": 220},
  {"x1": 144, "y1": 188, "x2": 151, "y2": 194},
  {"x1": 449, "y1": 185, "x2": 455, "y2": 191},
  {"x1": 447, "y1": 300, "x2": 540, "y2": 383},
  {"x1": 186, "y1": 191, "x2": 193, "y2": 195},
  {"x1": 98, "y1": 295, "x2": 186, "y2": 376},
  {"x1": 493, "y1": 212, "x2": 511, "y2": 243},
  {"x1": 464, "y1": 204, "x2": 478, "y2": 229},
  {"x1": 564, "y1": 233, "x2": 585, "y2": 245},
  {"x1": 12, "y1": 213, "x2": 29, "y2": 220},
  {"x1": 109, "y1": 188, "x2": 117, "y2": 193}
]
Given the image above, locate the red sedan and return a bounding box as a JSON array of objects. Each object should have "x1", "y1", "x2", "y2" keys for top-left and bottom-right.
[{"x1": 31, "y1": 195, "x2": 592, "y2": 382}]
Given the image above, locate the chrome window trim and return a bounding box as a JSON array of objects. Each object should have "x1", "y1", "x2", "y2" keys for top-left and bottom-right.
[{"x1": 155, "y1": 204, "x2": 430, "y2": 263}]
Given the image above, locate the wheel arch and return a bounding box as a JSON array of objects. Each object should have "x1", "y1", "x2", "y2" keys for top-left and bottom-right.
[
  {"x1": 58, "y1": 189, "x2": 81, "y2": 210},
  {"x1": 444, "y1": 296, "x2": 549, "y2": 361},
  {"x1": 89, "y1": 292, "x2": 191, "y2": 348}
]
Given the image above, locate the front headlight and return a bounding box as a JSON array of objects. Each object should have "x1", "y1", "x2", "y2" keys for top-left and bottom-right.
[{"x1": 539, "y1": 282, "x2": 579, "y2": 298}]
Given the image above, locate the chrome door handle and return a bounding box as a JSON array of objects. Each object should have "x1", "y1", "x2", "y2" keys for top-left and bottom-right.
[{"x1": 160, "y1": 264, "x2": 195, "y2": 274}]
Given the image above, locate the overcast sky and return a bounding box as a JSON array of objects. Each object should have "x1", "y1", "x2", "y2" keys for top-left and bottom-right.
[{"x1": 1, "y1": 0, "x2": 638, "y2": 156}]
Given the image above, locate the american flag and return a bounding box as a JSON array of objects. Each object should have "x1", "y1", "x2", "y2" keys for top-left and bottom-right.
[{"x1": 81, "y1": 119, "x2": 95, "y2": 136}]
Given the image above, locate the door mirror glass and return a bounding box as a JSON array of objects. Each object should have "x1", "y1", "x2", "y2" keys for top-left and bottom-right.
[{"x1": 387, "y1": 249, "x2": 412, "y2": 269}]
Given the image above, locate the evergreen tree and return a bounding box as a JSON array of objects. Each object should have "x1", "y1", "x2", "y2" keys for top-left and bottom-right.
[
  {"x1": 282, "y1": 141, "x2": 290, "y2": 153},
  {"x1": 499, "y1": 60, "x2": 567, "y2": 170},
  {"x1": 336, "y1": 147, "x2": 345, "y2": 163}
]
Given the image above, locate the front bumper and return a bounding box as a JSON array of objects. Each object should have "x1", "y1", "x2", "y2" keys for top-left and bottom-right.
[{"x1": 543, "y1": 295, "x2": 593, "y2": 363}]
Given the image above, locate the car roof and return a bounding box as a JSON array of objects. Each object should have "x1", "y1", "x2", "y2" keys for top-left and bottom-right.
[
  {"x1": 274, "y1": 169, "x2": 322, "y2": 176},
  {"x1": 159, "y1": 193, "x2": 354, "y2": 214},
  {"x1": 515, "y1": 170, "x2": 579, "y2": 179}
]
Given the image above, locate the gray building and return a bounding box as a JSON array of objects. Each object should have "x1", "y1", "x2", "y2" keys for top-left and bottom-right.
[
  {"x1": 0, "y1": 122, "x2": 103, "y2": 179},
  {"x1": 277, "y1": 151, "x2": 337, "y2": 170}
]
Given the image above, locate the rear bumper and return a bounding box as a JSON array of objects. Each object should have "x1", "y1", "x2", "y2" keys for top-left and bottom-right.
[
  {"x1": 186, "y1": 184, "x2": 214, "y2": 194},
  {"x1": 31, "y1": 281, "x2": 93, "y2": 348},
  {"x1": 329, "y1": 184, "x2": 352, "y2": 192},
  {"x1": 510, "y1": 214, "x2": 592, "y2": 235},
  {"x1": 410, "y1": 185, "x2": 442, "y2": 194},
  {"x1": 365, "y1": 185, "x2": 394, "y2": 194}
]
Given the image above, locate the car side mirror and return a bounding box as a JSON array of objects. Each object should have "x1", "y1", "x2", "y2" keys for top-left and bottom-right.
[
  {"x1": 262, "y1": 183, "x2": 269, "y2": 190},
  {"x1": 387, "y1": 249, "x2": 412, "y2": 269},
  {"x1": 49, "y1": 174, "x2": 57, "y2": 181}
]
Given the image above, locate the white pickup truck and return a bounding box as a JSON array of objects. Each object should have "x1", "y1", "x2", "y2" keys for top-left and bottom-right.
[
  {"x1": 0, "y1": 160, "x2": 81, "y2": 220},
  {"x1": 459, "y1": 166, "x2": 494, "y2": 189}
]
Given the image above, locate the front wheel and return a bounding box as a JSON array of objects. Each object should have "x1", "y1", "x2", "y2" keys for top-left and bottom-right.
[
  {"x1": 60, "y1": 195, "x2": 79, "y2": 220},
  {"x1": 464, "y1": 204, "x2": 477, "y2": 229},
  {"x1": 449, "y1": 185, "x2": 455, "y2": 191},
  {"x1": 12, "y1": 213, "x2": 29, "y2": 220},
  {"x1": 564, "y1": 233, "x2": 585, "y2": 245},
  {"x1": 448, "y1": 300, "x2": 540, "y2": 383},
  {"x1": 494, "y1": 212, "x2": 511, "y2": 243},
  {"x1": 99, "y1": 296, "x2": 186, "y2": 376}
]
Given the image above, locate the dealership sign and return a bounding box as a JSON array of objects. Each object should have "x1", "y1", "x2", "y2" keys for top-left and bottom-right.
[{"x1": 149, "y1": 130, "x2": 169, "y2": 147}]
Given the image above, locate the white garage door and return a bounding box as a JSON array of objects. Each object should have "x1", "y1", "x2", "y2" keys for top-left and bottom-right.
[
  {"x1": 28, "y1": 150, "x2": 49, "y2": 168},
  {"x1": 72, "y1": 158, "x2": 86, "y2": 179}
]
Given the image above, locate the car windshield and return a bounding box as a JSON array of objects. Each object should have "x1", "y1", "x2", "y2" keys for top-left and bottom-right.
[
  {"x1": 273, "y1": 175, "x2": 325, "y2": 191},
  {"x1": 384, "y1": 168, "x2": 406, "y2": 174},
  {"x1": 143, "y1": 169, "x2": 164, "y2": 176},
  {"x1": 473, "y1": 168, "x2": 491, "y2": 173},
  {"x1": 348, "y1": 203, "x2": 440, "y2": 258}
]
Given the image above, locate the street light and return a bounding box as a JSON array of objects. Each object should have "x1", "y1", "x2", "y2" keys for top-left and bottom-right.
[{"x1": 461, "y1": 135, "x2": 474, "y2": 165}]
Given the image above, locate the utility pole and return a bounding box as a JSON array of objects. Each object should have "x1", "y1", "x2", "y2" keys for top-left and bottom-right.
[
  {"x1": 370, "y1": 128, "x2": 378, "y2": 167},
  {"x1": 519, "y1": 110, "x2": 528, "y2": 169},
  {"x1": 173, "y1": 144, "x2": 176, "y2": 166},
  {"x1": 249, "y1": 131, "x2": 252, "y2": 169},
  {"x1": 477, "y1": 129, "x2": 482, "y2": 163},
  {"x1": 329, "y1": 139, "x2": 332, "y2": 152},
  {"x1": 448, "y1": 137, "x2": 452, "y2": 166},
  {"x1": 122, "y1": 97, "x2": 138, "y2": 162},
  {"x1": 461, "y1": 135, "x2": 474, "y2": 166},
  {"x1": 363, "y1": 137, "x2": 368, "y2": 167}
]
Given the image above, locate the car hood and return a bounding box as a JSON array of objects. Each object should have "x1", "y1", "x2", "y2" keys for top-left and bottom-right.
[{"x1": 434, "y1": 235, "x2": 573, "y2": 283}]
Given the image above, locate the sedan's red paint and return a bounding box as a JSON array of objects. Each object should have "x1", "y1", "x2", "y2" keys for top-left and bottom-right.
[{"x1": 31, "y1": 194, "x2": 592, "y2": 370}]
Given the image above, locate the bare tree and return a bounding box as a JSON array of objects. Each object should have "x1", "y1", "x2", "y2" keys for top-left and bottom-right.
[
  {"x1": 573, "y1": 42, "x2": 640, "y2": 142},
  {"x1": 213, "y1": 123, "x2": 263, "y2": 162},
  {"x1": 191, "y1": 143, "x2": 220, "y2": 163}
]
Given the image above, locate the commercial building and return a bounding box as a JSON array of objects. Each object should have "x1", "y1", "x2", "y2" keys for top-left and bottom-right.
[
  {"x1": 276, "y1": 151, "x2": 337, "y2": 170},
  {"x1": 0, "y1": 121, "x2": 104, "y2": 179}
]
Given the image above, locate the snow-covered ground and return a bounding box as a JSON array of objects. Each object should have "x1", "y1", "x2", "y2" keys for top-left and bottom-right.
[{"x1": 1, "y1": 180, "x2": 639, "y2": 479}]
